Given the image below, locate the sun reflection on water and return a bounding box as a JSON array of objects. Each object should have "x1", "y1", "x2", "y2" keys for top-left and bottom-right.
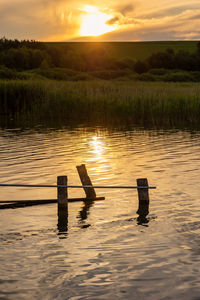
[
  {"x1": 89, "y1": 136, "x2": 105, "y2": 158},
  {"x1": 87, "y1": 135, "x2": 112, "y2": 180}
]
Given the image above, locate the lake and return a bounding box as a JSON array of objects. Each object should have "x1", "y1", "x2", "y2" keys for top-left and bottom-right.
[{"x1": 0, "y1": 125, "x2": 200, "y2": 299}]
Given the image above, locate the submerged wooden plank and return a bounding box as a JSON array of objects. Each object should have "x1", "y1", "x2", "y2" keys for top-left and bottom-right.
[
  {"x1": 0, "y1": 197, "x2": 105, "y2": 209},
  {"x1": 68, "y1": 197, "x2": 105, "y2": 202},
  {"x1": 0, "y1": 199, "x2": 57, "y2": 204}
]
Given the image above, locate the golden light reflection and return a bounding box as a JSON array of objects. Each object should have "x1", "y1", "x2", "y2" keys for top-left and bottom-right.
[
  {"x1": 90, "y1": 136, "x2": 105, "y2": 157},
  {"x1": 88, "y1": 136, "x2": 109, "y2": 176},
  {"x1": 80, "y1": 5, "x2": 116, "y2": 37}
]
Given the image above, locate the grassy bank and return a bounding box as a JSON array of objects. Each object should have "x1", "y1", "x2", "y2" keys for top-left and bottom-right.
[
  {"x1": 1, "y1": 79, "x2": 200, "y2": 127},
  {"x1": 2, "y1": 66, "x2": 200, "y2": 82}
]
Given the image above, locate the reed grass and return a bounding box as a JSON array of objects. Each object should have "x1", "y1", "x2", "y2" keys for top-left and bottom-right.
[{"x1": 0, "y1": 79, "x2": 200, "y2": 127}]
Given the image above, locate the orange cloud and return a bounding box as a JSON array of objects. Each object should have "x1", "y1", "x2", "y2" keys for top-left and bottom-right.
[{"x1": 0, "y1": 0, "x2": 200, "y2": 41}]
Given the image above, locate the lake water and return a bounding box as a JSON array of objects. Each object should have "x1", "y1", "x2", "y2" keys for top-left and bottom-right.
[{"x1": 0, "y1": 126, "x2": 200, "y2": 300}]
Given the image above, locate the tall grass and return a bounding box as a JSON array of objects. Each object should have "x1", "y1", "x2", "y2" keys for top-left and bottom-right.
[{"x1": 1, "y1": 79, "x2": 200, "y2": 127}]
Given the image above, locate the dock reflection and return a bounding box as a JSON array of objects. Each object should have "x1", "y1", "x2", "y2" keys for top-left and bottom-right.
[
  {"x1": 57, "y1": 197, "x2": 150, "y2": 233},
  {"x1": 57, "y1": 209, "x2": 68, "y2": 236},
  {"x1": 136, "y1": 200, "x2": 149, "y2": 225},
  {"x1": 78, "y1": 199, "x2": 94, "y2": 228},
  {"x1": 79, "y1": 199, "x2": 94, "y2": 220}
]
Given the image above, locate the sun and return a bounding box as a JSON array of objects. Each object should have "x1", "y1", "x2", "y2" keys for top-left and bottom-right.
[{"x1": 80, "y1": 5, "x2": 116, "y2": 37}]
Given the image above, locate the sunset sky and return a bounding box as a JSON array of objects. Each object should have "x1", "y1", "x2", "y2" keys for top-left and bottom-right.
[{"x1": 0, "y1": 0, "x2": 200, "y2": 41}]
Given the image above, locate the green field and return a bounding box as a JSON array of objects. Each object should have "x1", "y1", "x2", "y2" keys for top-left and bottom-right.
[{"x1": 46, "y1": 41, "x2": 198, "y2": 61}]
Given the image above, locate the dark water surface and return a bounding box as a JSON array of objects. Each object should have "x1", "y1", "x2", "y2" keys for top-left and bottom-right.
[{"x1": 0, "y1": 126, "x2": 200, "y2": 300}]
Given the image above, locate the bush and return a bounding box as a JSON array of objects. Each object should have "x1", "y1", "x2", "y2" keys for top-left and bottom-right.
[
  {"x1": 134, "y1": 60, "x2": 149, "y2": 74},
  {"x1": 91, "y1": 69, "x2": 131, "y2": 80},
  {"x1": 0, "y1": 66, "x2": 29, "y2": 79},
  {"x1": 33, "y1": 67, "x2": 90, "y2": 81},
  {"x1": 190, "y1": 71, "x2": 200, "y2": 82},
  {"x1": 138, "y1": 73, "x2": 156, "y2": 81},
  {"x1": 147, "y1": 48, "x2": 175, "y2": 69},
  {"x1": 73, "y1": 73, "x2": 92, "y2": 81},
  {"x1": 112, "y1": 58, "x2": 135, "y2": 70},
  {"x1": 163, "y1": 72, "x2": 195, "y2": 82},
  {"x1": 149, "y1": 68, "x2": 170, "y2": 75}
]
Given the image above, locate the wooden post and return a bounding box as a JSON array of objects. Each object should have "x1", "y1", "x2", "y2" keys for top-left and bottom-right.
[
  {"x1": 76, "y1": 164, "x2": 96, "y2": 199},
  {"x1": 57, "y1": 176, "x2": 68, "y2": 233},
  {"x1": 57, "y1": 176, "x2": 68, "y2": 210},
  {"x1": 137, "y1": 178, "x2": 149, "y2": 202},
  {"x1": 136, "y1": 178, "x2": 149, "y2": 219}
]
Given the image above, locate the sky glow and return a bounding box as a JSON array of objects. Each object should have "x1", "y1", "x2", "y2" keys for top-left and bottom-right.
[
  {"x1": 0, "y1": 0, "x2": 200, "y2": 41},
  {"x1": 80, "y1": 5, "x2": 116, "y2": 37}
]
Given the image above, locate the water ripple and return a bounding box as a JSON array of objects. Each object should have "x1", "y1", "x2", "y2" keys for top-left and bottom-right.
[{"x1": 1, "y1": 127, "x2": 200, "y2": 299}]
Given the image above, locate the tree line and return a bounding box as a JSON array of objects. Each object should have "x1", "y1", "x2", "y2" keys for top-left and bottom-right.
[
  {"x1": 134, "y1": 46, "x2": 200, "y2": 73},
  {"x1": 0, "y1": 37, "x2": 200, "y2": 74},
  {"x1": 0, "y1": 37, "x2": 112, "y2": 71}
]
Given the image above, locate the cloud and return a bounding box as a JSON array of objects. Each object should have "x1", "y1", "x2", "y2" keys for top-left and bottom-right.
[
  {"x1": 83, "y1": 7, "x2": 200, "y2": 41},
  {"x1": 119, "y1": 4, "x2": 134, "y2": 15},
  {"x1": 106, "y1": 16, "x2": 121, "y2": 25},
  {"x1": 184, "y1": 12, "x2": 200, "y2": 20},
  {"x1": 135, "y1": 3, "x2": 199, "y2": 19},
  {"x1": 0, "y1": 0, "x2": 81, "y2": 40},
  {"x1": 0, "y1": 0, "x2": 200, "y2": 40},
  {"x1": 103, "y1": 2, "x2": 200, "y2": 40}
]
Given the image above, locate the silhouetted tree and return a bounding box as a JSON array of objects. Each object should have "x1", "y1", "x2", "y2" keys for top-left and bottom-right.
[
  {"x1": 147, "y1": 48, "x2": 175, "y2": 69},
  {"x1": 134, "y1": 60, "x2": 148, "y2": 74}
]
